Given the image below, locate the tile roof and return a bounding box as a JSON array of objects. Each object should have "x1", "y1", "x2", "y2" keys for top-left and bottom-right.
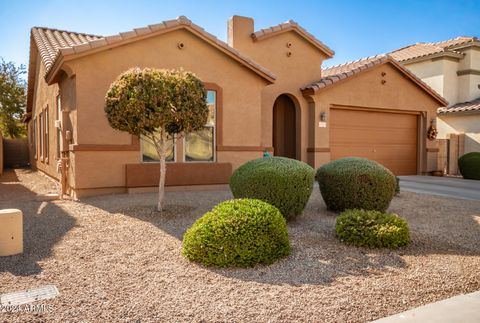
[
  {"x1": 252, "y1": 20, "x2": 334, "y2": 57},
  {"x1": 302, "y1": 55, "x2": 388, "y2": 91},
  {"x1": 431, "y1": 36, "x2": 478, "y2": 49},
  {"x1": 301, "y1": 54, "x2": 448, "y2": 106},
  {"x1": 438, "y1": 97, "x2": 480, "y2": 114},
  {"x1": 31, "y1": 16, "x2": 276, "y2": 82},
  {"x1": 31, "y1": 27, "x2": 102, "y2": 74},
  {"x1": 390, "y1": 36, "x2": 478, "y2": 62}
]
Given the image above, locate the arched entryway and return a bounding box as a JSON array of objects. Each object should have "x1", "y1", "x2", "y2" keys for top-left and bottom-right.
[{"x1": 273, "y1": 94, "x2": 297, "y2": 159}]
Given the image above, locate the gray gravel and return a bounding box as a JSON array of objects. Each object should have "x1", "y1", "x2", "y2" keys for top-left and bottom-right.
[{"x1": 0, "y1": 168, "x2": 479, "y2": 322}]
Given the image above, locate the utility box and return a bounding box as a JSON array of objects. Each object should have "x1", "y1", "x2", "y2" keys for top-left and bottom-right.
[{"x1": 0, "y1": 209, "x2": 23, "y2": 256}]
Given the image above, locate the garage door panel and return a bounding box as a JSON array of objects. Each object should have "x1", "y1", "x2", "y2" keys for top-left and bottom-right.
[
  {"x1": 333, "y1": 145, "x2": 416, "y2": 160},
  {"x1": 330, "y1": 109, "x2": 417, "y2": 129},
  {"x1": 330, "y1": 108, "x2": 418, "y2": 175},
  {"x1": 330, "y1": 128, "x2": 417, "y2": 145}
]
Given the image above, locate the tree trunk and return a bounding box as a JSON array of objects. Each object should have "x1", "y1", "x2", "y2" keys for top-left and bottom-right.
[{"x1": 158, "y1": 152, "x2": 166, "y2": 211}]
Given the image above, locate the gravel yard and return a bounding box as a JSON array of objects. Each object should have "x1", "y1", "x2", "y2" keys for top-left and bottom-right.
[{"x1": 0, "y1": 168, "x2": 479, "y2": 322}]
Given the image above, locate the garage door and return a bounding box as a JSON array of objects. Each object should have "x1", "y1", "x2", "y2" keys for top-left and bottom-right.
[{"x1": 330, "y1": 108, "x2": 418, "y2": 175}]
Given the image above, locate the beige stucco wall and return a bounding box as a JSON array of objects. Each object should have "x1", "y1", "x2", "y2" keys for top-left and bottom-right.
[
  {"x1": 29, "y1": 53, "x2": 62, "y2": 180},
  {"x1": 311, "y1": 62, "x2": 443, "y2": 173},
  {"x1": 457, "y1": 47, "x2": 480, "y2": 103},
  {"x1": 63, "y1": 27, "x2": 269, "y2": 190},
  {"x1": 404, "y1": 50, "x2": 480, "y2": 148},
  {"x1": 405, "y1": 58, "x2": 459, "y2": 106},
  {"x1": 404, "y1": 47, "x2": 480, "y2": 106},
  {"x1": 227, "y1": 17, "x2": 330, "y2": 163},
  {"x1": 437, "y1": 113, "x2": 480, "y2": 153}
]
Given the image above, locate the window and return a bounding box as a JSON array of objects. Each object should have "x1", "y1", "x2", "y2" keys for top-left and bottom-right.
[
  {"x1": 33, "y1": 117, "x2": 37, "y2": 159},
  {"x1": 44, "y1": 107, "x2": 49, "y2": 163},
  {"x1": 141, "y1": 136, "x2": 175, "y2": 162},
  {"x1": 39, "y1": 112, "x2": 44, "y2": 161},
  {"x1": 56, "y1": 95, "x2": 62, "y2": 159},
  {"x1": 185, "y1": 90, "x2": 216, "y2": 162}
]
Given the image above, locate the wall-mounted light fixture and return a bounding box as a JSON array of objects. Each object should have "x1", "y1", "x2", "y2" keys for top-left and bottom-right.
[{"x1": 320, "y1": 112, "x2": 327, "y2": 122}]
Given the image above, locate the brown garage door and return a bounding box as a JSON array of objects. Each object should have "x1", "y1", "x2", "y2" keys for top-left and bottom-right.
[{"x1": 330, "y1": 108, "x2": 418, "y2": 175}]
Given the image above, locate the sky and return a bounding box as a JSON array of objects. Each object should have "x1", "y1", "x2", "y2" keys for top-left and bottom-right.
[{"x1": 0, "y1": 0, "x2": 479, "y2": 71}]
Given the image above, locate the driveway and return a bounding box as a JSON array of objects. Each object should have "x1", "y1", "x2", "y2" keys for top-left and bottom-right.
[{"x1": 399, "y1": 176, "x2": 480, "y2": 200}]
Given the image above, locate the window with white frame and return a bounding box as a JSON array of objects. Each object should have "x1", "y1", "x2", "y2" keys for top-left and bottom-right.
[{"x1": 184, "y1": 90, "x2": 216, "y2": 162}]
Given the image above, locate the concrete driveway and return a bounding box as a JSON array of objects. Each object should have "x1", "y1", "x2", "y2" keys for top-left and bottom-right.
[{"x1": 399, "y1": 175, "x2": 480, "y2": 200}]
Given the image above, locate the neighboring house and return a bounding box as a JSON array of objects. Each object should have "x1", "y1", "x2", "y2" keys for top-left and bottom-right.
[
  {"x1": 390, "y1": 36, "x2": 480, "y2": 173},
  {"x1": 25, "y1": 15, "x2": 446, "y2": 198}
]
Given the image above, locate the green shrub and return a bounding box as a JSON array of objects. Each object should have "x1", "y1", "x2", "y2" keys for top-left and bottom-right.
[
  {"x1": 336, "y1": 209, "x2": 410, "y2": 249},
  {"x1": 182, "y1": 199, "x2": 290, "y2": 268},
  {"x1": 229, "y1": 157, "x2": 315, "y2": 220},
  {"x1": 316, "y1": 157, "x2": 396, "y2": 212},
  {"x1": 458, "y1": 152, "x2": 480, "y2": 180}
]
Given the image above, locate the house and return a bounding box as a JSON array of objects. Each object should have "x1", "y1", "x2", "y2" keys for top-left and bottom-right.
[
  {"x1": 25, "y1": 15, "x2": 447, "y2": 198},
  {"x1": 390, "y1": 36, "x2": 480, "y2": 173}
]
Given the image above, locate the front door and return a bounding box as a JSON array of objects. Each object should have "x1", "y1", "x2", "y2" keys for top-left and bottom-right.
[{"x1": 273, "y1": 95, "x2": 296, "y2": 159}]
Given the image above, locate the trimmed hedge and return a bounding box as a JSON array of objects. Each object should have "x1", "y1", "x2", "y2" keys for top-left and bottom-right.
[
  {"x1": 316, "y1": 157, "x2": 396, "y2": 212},
  {"x1": 229, "y1": 157, "x2": 315, "y2": 220},
  {"x1": 458, "y1": 152, "x2": 480, "y2": 180},
  {"x1": 336, "y1": 209, "x2": 410, "y2": 249},
  {"x1": 395, "y1": 176, "x2": 401, "y2": 195},
  {"x1": 182, "y1": 199, "x2": 290, "y2": 268}
]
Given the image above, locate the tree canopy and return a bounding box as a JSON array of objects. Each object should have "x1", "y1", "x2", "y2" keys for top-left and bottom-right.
[
  {"x1": 104, "y1": 68, "x2": 209, "y2": 211},
  {"x1": 105, "y1": 68, "x2": 208, "y2": 138},
  {"x1": 0, "y1": 58, "x2": 26, "y2": 138}
]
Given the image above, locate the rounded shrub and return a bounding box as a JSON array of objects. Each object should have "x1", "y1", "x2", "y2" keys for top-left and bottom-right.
[
  {"x1": 316, "y1": 157, "x2": 396, "y2": 212},
  {"x1": 336, "y1": 209, "x2": 410, "y2": 249},
  {"x1": 182, "y1": 199, "x2": 290, "y2": 268},
  {"x1": 229, "y1": 157, "x2": 315, "y2": 220},
  {"x1": 458, "y1": 152, "x2": 480, "y2": 180}
]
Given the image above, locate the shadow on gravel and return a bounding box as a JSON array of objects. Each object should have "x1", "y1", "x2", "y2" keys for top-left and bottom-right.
[
  {"x1": 82, "y1": 190, "x2": 231, "y2": 241},
  {"x1": 82, "y1": 188, "x2": 480, "y2": 286},
  {"x1": 0, "y1": 169, "x2": 76, "y2": 276}
]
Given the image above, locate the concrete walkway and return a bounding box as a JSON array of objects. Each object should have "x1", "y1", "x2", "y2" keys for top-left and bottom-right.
[
  {"x1": 373, "y1": 291, "x2": 480, "y2": 322},
  {"x1": 399, "y1": 175, "x2": 480, "y2": 200}
]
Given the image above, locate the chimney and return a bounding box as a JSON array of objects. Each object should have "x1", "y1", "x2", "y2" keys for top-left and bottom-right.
[{"x1": 228, "y1": 15, "x2": 254, "y2": 50}]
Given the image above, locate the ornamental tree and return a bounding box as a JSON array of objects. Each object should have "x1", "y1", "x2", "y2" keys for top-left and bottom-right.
[{"x1": 105, "y1": 68, "x2": 208, "y2": 211}]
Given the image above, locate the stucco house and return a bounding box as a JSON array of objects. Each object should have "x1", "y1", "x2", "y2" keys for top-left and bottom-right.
[
  {"x1": 390, "y1": 36, "x2": 480, "y2": 173},
  {"x1": 25, "y1": 15, "x2": 447, "y2": 198}
]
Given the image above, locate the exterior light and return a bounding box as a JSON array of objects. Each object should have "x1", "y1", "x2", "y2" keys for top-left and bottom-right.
[{"x1": 320, "y1": 112, "x2": 327, "y2": 122}]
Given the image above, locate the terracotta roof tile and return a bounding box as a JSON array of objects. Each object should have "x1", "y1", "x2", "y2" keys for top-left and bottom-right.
[
  {"x1": 430, "y1": 36, "x2": 478, "y2": 49},
  {"x1": 31, "y1": 16, "x2": 276, "y2": 82},
  {"x1": 389, "y1": 36, "x2": 478, "y2": 62},
  {"x1": 252, "y1": 20, "x2": 334, "y2": 57},
  {"x1": 302, "y1": 54, "x2": 448, "y2": 106},
  {"x1": 438, "y1": 97, "x2": 480, "y2": 114},
  {"x1": 31, "y1": 27, "x2": 102, "y2": 73}
]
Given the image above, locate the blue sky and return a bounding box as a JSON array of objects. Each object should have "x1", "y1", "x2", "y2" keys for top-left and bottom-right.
[{"x1": 0, "y1": 0, "x2": 479, "y2": 70}]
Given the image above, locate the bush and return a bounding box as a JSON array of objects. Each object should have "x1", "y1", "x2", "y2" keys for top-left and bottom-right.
[
  {"x1": 316, "y1": 157, "x2": 396, "y2": 212},
  {"x1": 458, "y1": 152, "x2": 480, "y2": 180},
  {"x1": 229, "y1": 157, "x2": 315, "y2": 220},
  {"x1": 395, "y1": 176, "x2": 400, "y2": 195},
  {"x1": 182, "y1": 199, "x2": 291, "y2": 268},
  {"x1": 336, "y1": 209, "x2": 410, "y2": 249}
]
